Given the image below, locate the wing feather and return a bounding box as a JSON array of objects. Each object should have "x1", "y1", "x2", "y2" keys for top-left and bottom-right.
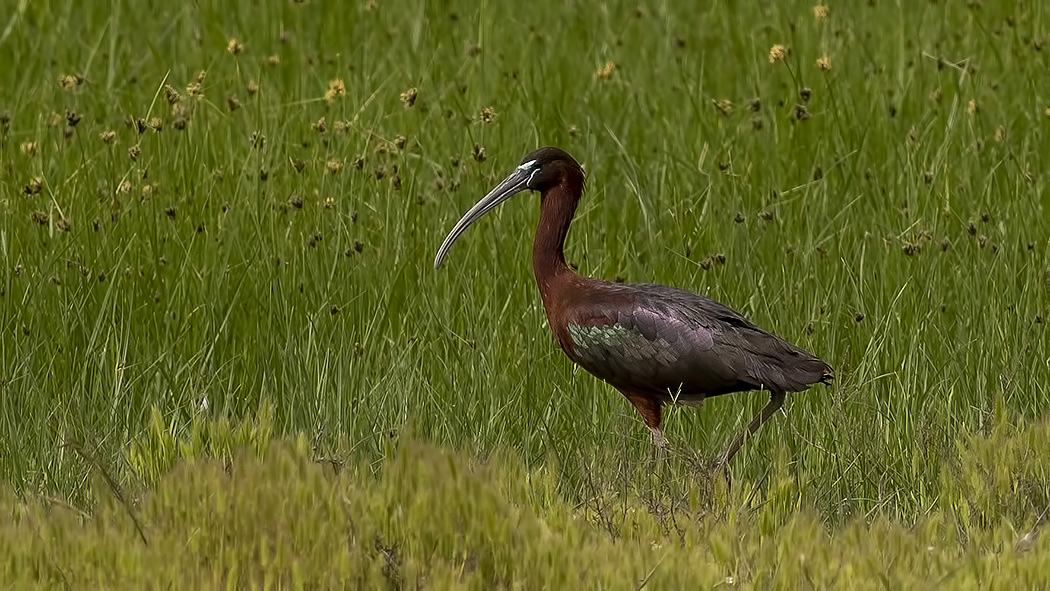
[{"x1": 562, "y1": 282, "x2": 829, "y2": 398}]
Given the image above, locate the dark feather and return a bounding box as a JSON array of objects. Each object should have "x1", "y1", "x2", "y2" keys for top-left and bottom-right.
[{"x1": 562, "y1": 281, "x2": 831, "y2": 404}]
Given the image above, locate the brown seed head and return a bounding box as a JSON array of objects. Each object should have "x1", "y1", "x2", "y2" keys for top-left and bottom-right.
[
  {"x1": 994, "y1": 124, "x2": 1007, "y2": 143},
  {"x1": 595, "y1": 60, "x2": 617, "y2": 80},
  {"x1": 247, "y1": 79, "x2": 259, "y2": 96},
  {"x1": 813, "y1": 4, "x2": 829, "y2": 21},
  {"x1": 24, "y1": 177, "x2": 43, "y2": 195},
  {"x1": 479, "y1": 106, "x2": 497, "y2": 123},
  {"x1": 227, "y1": 38, "x2": 243, "y2": 55},
  {"x1": 713, "y1": 99, "x2": 732, "y2": 116},
  {"x1": 100, "y1": 131, "x2": 117, "y2": 145},
  {"x1": 128, "y1": 144, "x2": 141, "y2": 161},
  {"x1": 58, "y1": 74, "x2": 83, "y2": 91},
  {"x1": 164, "y1": 85, "x2": 181, "y2": 105},
  {"x1": 186, "y1": 71, "x2": 207, "y2": 100},
  {"x1": 265, "y1": 54, "x2": 280, "y2": 67},
  {"x1": 313, "y1": 117, "x2": 327, "y2": 133},
  {"x1": 172, "y1": 104, "x2": 190, "y2": 130},
  {"x1": 326, "y1": 159, "x2": 342, "y2": 174},
  {"x1": 769, "y1": 44, "x2": 788, "y2": 63},
  {"x1": 816, "y1": 56, "x2": 831, "y2": 71},
  {"x1": 400, "y1": 88, "x2": 418, "y2": 108},
  {"x1": 324, "y1": 79, "x2": 346, "y2": 103}
]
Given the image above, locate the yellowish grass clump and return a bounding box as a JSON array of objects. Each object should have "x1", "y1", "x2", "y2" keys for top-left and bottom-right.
[{"x1": 2, "y1": 414, "x2": 1048, "y2": 588}]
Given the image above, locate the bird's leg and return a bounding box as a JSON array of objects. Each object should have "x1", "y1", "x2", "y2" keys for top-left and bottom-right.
[
  {"x1": 649, "y1": 426, "x2": 667, "y2": 449},
  {"x1": 714, "y1": 390, "x2": 786, "y2": 470},
  {"x1": 618, "y1": 389, "x2": 665, "y2": 448}
]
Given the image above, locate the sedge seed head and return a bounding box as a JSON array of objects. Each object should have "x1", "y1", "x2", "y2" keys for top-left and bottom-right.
[
  {"x1": 817, "y1": 56, "x2": 831, "y2": 71},
  {"x1": 769, "y1": 44, "x2": 788, "y2": 63},
  {"x1": 59, "y1": 74, "x2": 82, "y2": 91},
  {"x1": 595, "y1": 60, "x2": 617, "y2": 80},
  {"x1": 324, "y1": 79, "x2": 346, "y2": 103},
  {"x1": 227, "y1": 38, "x2": 243, "y2": 55},
  {"x1": 164, "y1": 85, "x2": 181, "y2": 105},
  {"x1": 400, "y1": 88, "x2": 418, "y2": 107}
]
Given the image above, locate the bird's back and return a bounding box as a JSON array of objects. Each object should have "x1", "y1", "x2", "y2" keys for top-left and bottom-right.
[{"x1": 554, "y1": 279, "x2": 832, "y2": 402}]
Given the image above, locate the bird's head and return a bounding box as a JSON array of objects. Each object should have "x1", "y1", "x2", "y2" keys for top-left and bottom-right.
[{"x1": 433, "y1": 147, "x2": 583, "y2": 269}]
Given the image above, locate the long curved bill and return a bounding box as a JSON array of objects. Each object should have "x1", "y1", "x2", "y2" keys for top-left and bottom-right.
[{"x1": 433, "y1": 166, "x2": 533, "y2": 269}]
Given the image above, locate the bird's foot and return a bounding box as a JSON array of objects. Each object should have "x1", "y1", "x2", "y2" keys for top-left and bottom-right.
[{"x1": 649, "y1": 427, "x2": 667, "y2": 449}]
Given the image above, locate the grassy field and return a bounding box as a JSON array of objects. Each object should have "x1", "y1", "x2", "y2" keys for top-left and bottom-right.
[{"x1": 2, "y1": 0, "x2": 1049, "y2": 585}]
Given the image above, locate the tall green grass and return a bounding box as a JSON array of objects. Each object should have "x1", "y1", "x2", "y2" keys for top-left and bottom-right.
[{"x1": 1, "y1": 0, "x2": 1047, "y2": 530}]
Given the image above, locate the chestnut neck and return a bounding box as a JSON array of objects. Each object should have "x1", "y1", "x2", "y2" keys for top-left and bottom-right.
[{"x1": 532, "y1": 173, "x2": 584, "y2": 306}]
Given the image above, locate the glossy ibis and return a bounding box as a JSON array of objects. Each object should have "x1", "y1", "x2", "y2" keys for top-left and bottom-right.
[{"x1": 434, "y1": 147, "x2": 832, "y2": 468}]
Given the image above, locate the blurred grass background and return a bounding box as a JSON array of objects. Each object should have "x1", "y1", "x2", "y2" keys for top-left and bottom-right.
[{"x1": 0, "y1": 0, "x2": 1048, "y2": 583}]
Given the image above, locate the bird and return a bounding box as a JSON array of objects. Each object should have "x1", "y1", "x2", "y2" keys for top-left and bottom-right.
[{"x1": 434, "y1": 147, "x2": 832, "y2": 468}]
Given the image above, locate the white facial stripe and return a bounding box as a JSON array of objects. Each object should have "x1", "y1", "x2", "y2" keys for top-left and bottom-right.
[
  {"x1": 517, "y1": 159, "x2": 537, "y2": 172},
  {"x1": 527, "y1": 168, "x2": 539, "y2": 186}
]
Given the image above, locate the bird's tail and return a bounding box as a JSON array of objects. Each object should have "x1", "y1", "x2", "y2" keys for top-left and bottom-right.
[{"x1": 819, "y1": 365, "x2": 834, "y2": 385}]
